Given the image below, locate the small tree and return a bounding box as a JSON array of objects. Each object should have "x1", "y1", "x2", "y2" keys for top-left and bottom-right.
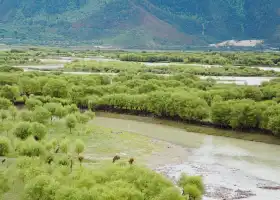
[
  {"x1": 13, "y1": 122, "x2": 32, "y2": 140},
  {"x1": 0, "y1": 171, "x2": 9, "y2": 196},
  {"x1": 32, "y1": 106, "x2": 51, "y2": 124},
  {"x1": 60, "y1": 139, "x2": 70, "y2": 154},
  {"x1": 65, "y1": 104, "x2": 78, "y2": 114},
  {"x1": 0, "y1": 136, "x2": 12, "y2": 156},
  {"x1": 20, "y1": 110, "x2": 33, "y2": 122},
  {"x1": 65, "y1": 114, "x2": 77, "y2": 134},
  {"x1": 84, "y1": 110, "x2": 96, "y2": 119},
  {"x1": 17, "y1": 137, "x2": 46, "y2": 157},
  {"x1": 44, "y1": 103, "x2": 60, "y2": 122},
  {"x1": 0, "y1": 110, "x2": 8, "y2": 121},
  {"x1": 29, "y1": 122, "x2": 47, "y2": 141},
  {"x1": 9, "y1": 106, "x2": 18, "y2": 120},
  {"x1": 54, "y1": 105, "x2": 67, "y2": 119},
  {"x1": 183, "y1": 185, "x2": 202, "y2": 200},
  {"x1": 0, "y1": 85, "x2": 20, "y2": 101},
  {"x1": 23, "y1": 175, "x2": 58, "y2": 200},
  {"x1": 75, "y1": 112, "x2": 90, "y2": 124},
  {"x1": 25, "y1": 98, "x2": 43, "y2": 110},
  {"x1": 74, "y1": 139, "x2": 85, "y2": 155},
  {"x1": 0, "y1": 97, "x2": 12, "y2": 110}
]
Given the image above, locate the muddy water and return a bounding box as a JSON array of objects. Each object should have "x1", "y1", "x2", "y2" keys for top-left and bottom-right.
[{"x1": 92, "y1": 116, "x2": 280, "y2": 200}]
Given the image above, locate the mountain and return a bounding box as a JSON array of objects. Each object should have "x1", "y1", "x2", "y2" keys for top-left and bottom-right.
[{"x1": 0, "y1": 0, "x2": 280, "y2": 48}]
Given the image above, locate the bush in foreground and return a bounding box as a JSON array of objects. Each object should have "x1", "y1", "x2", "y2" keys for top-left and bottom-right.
[{"x1": 0, "y1": 136, "x2": 12, "y2": 156}]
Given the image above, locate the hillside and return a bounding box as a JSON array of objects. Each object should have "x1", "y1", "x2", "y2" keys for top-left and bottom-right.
[{"x1": 0, "y1": 0, "x2": 280, "y2": 48}]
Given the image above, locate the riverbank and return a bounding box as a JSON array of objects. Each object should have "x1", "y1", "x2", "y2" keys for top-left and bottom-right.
[{"x1": 95, "y1": 112, "x2": 280, "y2": 145}]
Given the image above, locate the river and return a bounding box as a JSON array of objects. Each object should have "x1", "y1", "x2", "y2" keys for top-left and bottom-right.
[
  {"x1": 14, "y1": 57, "x2": 279, "y2": 85},
  {"x1": 92, "y1": 115, "x2": 280, "y2": 200}
]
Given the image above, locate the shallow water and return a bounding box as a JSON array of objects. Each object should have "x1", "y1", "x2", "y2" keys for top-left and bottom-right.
[
  {"x1": 200, "y1": 76, "x2": 275, "y2": 85},
  {"x1": 92, "y1": 116, "x2": 280, "y2": 200}
]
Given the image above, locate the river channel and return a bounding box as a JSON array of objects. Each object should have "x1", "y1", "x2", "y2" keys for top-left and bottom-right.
[{"x1": 92, "y1": 114, "x2": 280, "y2": 200}]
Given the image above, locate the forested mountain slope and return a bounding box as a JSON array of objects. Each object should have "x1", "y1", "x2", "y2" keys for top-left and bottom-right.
[{"x1": 0, "y1": 0, "x2": 280, "y2": 48}]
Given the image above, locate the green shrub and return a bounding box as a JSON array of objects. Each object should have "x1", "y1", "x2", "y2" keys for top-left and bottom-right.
[
  {"x1": 13, "y1": 122, "x2": 32, "y2": 140},
  {"x1": 183, "y1": 184, "x2": 203, "y2": 200},
  {"x1": 20, "y1": 110, "x2": 33, "y2": 122},
  {"x1": 65, "y1": 114, "x2": 77, "y2": 133},
  {"x1": 29, "y1": 122, "x2": 47, "y2": 140},
  {"x1": 17, "y1": 138, "x2": 46, "y2": 157},
  {"x1": 178, "y1": 174, "x2": 204, "y2": 193},
  {"x1": 60, "y1": 139, "x2": 70, "y2": 154},
  {"x1": 0, "y1": 136, "x2": 12, "y2": 156},
  {"x1": 74, "y1": 139, "x2": 85, "y2": 155},
  {"x1": 25, "y1": 98, "x2": 43, "y2": 110},
  {"x1": 0, "y1": 97, "x2": 12, "y2": 110}
]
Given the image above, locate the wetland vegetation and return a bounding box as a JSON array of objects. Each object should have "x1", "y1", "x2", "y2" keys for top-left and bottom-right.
[{"x1": 1, "y1": 47, "x2": 280, "y2": 199}]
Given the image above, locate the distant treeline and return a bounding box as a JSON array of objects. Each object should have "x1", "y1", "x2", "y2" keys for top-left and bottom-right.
[{"x1": 118, "y1": 52, "x2": 280, "y2": 66}]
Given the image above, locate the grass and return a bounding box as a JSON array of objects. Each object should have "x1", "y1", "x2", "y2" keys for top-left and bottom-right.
[{"x1": 96, "y1": 112, "x2": 280, "y2": 145}]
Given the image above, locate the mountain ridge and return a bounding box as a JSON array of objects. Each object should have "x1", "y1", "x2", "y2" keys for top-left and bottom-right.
[{"x1": 0, "y1": 0, "x2": 280, "y2": 48}]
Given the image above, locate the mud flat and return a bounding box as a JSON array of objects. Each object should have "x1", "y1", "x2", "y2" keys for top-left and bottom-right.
[{"x1": 92, "y1": 115, "x2": 280, "y2": 200}]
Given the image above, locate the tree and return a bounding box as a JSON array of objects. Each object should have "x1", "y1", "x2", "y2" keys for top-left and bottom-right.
[
  {"x1": 42, "y1": 79, "x2": 69, "y2": 98},
  {"x1": 0, "y1": 171, "x2": 9, "y2": 196},
  {"x1": 74, "y1": 139, "x2": 85, "y2": 155},
  {"x1": 17, "y1": 138, "x2": 46, "y2": 157},
  {"x1": 75, "y1": 112, "x2": 90, "y2": 124},
  {"x1": 0, "y1": 97, "x2": 12, "y2": 110},
  {"x1": 23, "y1": 175, "x2": 58, "y2": 200},
  {"x1": 60, "y1": 139, "x2": 70, "y2": 154},
  {"x1": 0, "y1": 110, "x2": 8, "y2": 121},
  {"x1": 32, "y1": 106, "x2": 51, "y2": 124},
  {"x1": 19, "y1": 78, "x2": 40, "y2": 95},
  {"x1": 44, "y1": 103, "x2": 60, "y2": 122},
  {"x1": 268, "y1": 116, "x2": 280, "y2": 136},
  {"x1": 211, "y1": 101, "x2": 232, "y2": 126},
  {"x1": 9, "y1": 106, "x2": 18, "y2": 120},
  {"x1": 65, "y1": 104, "x2": 78, "y2": 114},
  {"x1": 29, "y1": 122, "x2": 47, "y2": 140},
  {"x1": 25, "y1": 98, "x2": 43, "y2": 110},
  {"x1": 65, "y1": 114, "x2": 77, "y2": 133},
  {"x1": 20, "y1": 110, "x2": 33, "y2": 122},
  {"x1": 0, "y1": 136, "x2": 12, "y2": 156},
  {"x1": 54, "y1": 105, "x2": 67, "y2": 119},
  {"x1": 0, "y1": 85, "x2": 20, "y2": 101},
  {"x1": 13, "y1": 122, "x2": 32, "y2": 140}
]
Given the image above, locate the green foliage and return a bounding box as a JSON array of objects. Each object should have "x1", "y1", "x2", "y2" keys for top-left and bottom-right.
[
  {"x1": 0, "y1": 109, "x2": 9, "y2": 121},
  {"x1": 54, "y1": 105, "x2": 68, "y2": 119},
  {"x1": 26, "y1": 98, "x2": 43, "y2": 110},
  {"x1": 0, "y1": 97, "x2": 12, "y2": 110},
  {"x1": 13, "y1": 122, "x2": 32, "y2": 140},
  {"x1": 0, "y1": 136, "x2": 12, "y2": 156},
  {"x1": 268, "y1": 117, "x2": 280, "y2": 136},
  {"x1": 60, "y1": 139, "x2": 70, "y2": 154},
  {"x1": 29, "y1": 122, "x2": 47, "y2": 140},
  {"x1": 24, "y1": 175, "x2": 58, "y2": 200},
  {"x1": 9, "y1": 106, "x2": 18, "y2": 119},
  {"x1": 75, "y1": 112, "x2": 90, "y2": 124},
  {"x1": 43, "y1": 79, "x2": 69, "y2": 98},
  {"x1": 178, "y1": 174, "x2": 204, "y2": 194},
  {"x1": 20, "y1": 110, "x2": 33, "y2": 122},
  {"x1": 17, "y1": 137, "x2": 46, "y2": 157},
  {"x1": 0, "y1": 85, "x2": 20, "y2": 101},
  {"x1": 65, "y1": 114, "x2": 77, "y2": 133},
  {"x1": 183, "y1": 185, "x2": 202, "y2": 200},
  {"x1": 32, "y1": 106, "x2": 51, "y2": 124},
  {"x1": 74, "y1": 139, "x2": 85, "y2": 155}
]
